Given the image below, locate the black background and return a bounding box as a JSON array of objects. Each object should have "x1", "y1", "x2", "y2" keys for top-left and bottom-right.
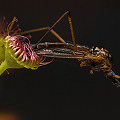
[{"x1": 0, "y1": 0, "x2": 120, "y2": 120}]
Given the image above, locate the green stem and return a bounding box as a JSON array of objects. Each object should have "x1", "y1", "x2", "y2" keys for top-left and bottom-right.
[{"x1": 0, "y1": 60, "x2": 8, "y2": 75}]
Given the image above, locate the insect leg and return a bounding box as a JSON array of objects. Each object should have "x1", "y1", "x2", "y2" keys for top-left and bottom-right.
[
  {"x1": 114, "y1": 75, "x2": 120, "y2": 79},
  {"x1": 19, "y1": 27, "x2": 66, "y2": 43},
  {"x1": 33, "y1": 11, "x2": 76, "y2": 49},
  {"x1": 67, "y1": 12, "x2": 76, "y2": 50}
]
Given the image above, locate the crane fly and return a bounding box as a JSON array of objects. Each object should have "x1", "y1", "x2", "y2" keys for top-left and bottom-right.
[{"x1": 20, "y1": 11, "x2": 120, "y2": 87}]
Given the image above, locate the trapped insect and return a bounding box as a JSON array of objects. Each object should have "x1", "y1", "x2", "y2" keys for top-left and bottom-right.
[
  {"x1": 32, "y1": 11, "x2": 120, "y2": 87},
  {"x1": 0, "y1": 11, "x2": 120, "y2": 87}
]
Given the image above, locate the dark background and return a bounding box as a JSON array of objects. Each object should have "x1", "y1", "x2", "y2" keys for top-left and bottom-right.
[{"x1": 0, "y1": 0, "x2": 120, "y2": 120}]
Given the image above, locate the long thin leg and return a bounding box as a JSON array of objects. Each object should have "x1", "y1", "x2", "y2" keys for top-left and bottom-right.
[
  {"x1": 19, "y1": 26, "x2": 66, "y2": 43},
  {"x1": 67, "y1": 12, "x2": 76, "y2": 50},
  {"x1": 114, "y1": 75, "x2": 120, "y2": 79},
  {"x1": 33, "y1": 11, "x2": 76, "y2": 49}
]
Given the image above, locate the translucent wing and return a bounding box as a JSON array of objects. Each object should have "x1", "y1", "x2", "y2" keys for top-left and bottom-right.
[{"x1": 34, "y1": 47, "x2": 88, "y2": 59}]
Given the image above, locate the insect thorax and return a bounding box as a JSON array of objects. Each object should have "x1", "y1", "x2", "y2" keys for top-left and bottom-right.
[{"x1": 80, "y1": 46, "x2": 113, "y2": 73}]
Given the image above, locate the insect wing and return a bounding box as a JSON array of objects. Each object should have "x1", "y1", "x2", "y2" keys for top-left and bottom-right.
[{"x1": 34, "y1": 47, "x2": 86, "y2": 59}]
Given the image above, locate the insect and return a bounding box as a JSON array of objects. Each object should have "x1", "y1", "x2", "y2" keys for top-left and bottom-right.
[
  {"x1": 0, "y1": 12, "x2": 120, "y2": 87},
  {"x1": 29, "y1": 11, "x2": 120, "y2": 87}
]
